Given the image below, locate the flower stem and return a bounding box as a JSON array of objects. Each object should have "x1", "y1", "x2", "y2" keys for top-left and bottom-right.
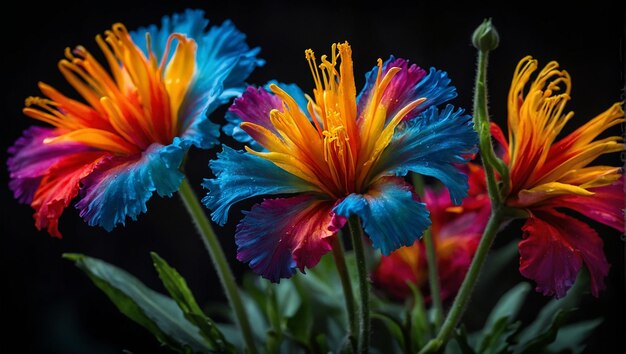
[
  {"x1": 418, "y1": 209, "x2": 503, "y2": 353},
  {"x1": 422, "y1": 229, "x2": 444, "y2": 329},
  {"x1": 331, "y1": 235, "x2": 358, "y2": 353},
  {"x1": 473, "y1": 49, "x2": 501, "y2": 207},
  {"x1": 420, "y1": 20, "x2": 507, "y2": 353},
  {"x1": 178, "y1": 178, "x2": 257, "y2": 354},
  {"x1": 347, "y1": 216, "x2": 370, "y2": 354}
]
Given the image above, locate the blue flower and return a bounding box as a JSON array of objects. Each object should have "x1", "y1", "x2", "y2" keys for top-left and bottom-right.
[
  {"x1": 7, "y1": 9, "x2": 263, "y2": 237},
  {"x1": 204, "y1": 42, "x2": 477, "y2": 282}
]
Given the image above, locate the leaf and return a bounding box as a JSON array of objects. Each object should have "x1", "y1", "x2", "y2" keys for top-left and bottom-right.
[
  {"x1": 63, "y1": 253, "x2": 210, "y2": 353},
  {"x1": 450, "y1": 326, "x2": 476, "y2": 354},
  {"x1": 477, "y1": 317, "x2": 520, "y2": 354},
  {"x1": 515, "y1": 309, "x2": 571, "y2": 354},
  {"x1": 150, "y1": 253, "x2": 235, "y2": 353},
  {"x1": 547, "y1": 318, "x2": 602, "y2": 354},
  {"x1": 408, "y1": 282, "x2": 431, "y2": 351},
  {"x1": 286, "y1": 276, "x2": 313, "y2": 344},
  {"x1": 484, "y1": 283, "x2": 531, "y2": 329},
  {"x1": 516, "y1": 271, "x2": 586, "y2": 346},
  {"x1": 372, "y1": 312, "x2": 406, "y2": 350}
]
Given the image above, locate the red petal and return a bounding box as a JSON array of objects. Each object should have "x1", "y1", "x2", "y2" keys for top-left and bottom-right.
[
  {"x1": 31, "y1": 151, "x2": 109, "y2": 238},
  {"x1": 519, "y1": 208, "x2": 609, "y2": 298}
]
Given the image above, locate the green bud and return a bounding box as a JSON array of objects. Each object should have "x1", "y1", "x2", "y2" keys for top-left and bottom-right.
[{"x1": 472, "y1": 18, "x2": 499, "y2": 51}]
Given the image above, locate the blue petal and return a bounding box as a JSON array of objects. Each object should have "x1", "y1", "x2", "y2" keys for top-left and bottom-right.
[
  {"x1": 235, "y1": 195, "x2": 337, "y2": 282},
  {"x1": 202, "y1": 146, "x2": 318, "y2": 225},
  {"x1": 131, "y1": 9, "x2": 208, "y2": 61},
  {"x1": 333, "y1": 177, "x2": 431, "y2": 255},
  {"x1": 131, "y1": 10, "x2": 264, "y2": 150},
  {"x1": 76, "y1": 142, "x2": 186, "y2": 231},
  {"x1": 374, "y1": 105, "x2": 477, "y2": 204},
  {"x1": 356, "y1": 56, "x2": 457, "y2": 122}
]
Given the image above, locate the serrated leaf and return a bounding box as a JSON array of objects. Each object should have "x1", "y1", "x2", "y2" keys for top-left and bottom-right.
[
  {"x1": 547, "y1": 318, "x2": 602, "y2": 354},
  {"x1": 150, "y1": 253, "x2": 235, "y2": 353},
  {"x1": 64, "y1": 253, "x2": 210, "y2": 353}
]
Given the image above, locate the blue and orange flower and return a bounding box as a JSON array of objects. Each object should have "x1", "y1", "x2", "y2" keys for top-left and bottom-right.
[
  {"x1": 492, "y1": 56, "x2": 625, "y2": 298},
  {"x1": 204, "y1": 42, "x2": 477, "y2": 282},
  {"x1": 7, "y1": 10, "x2": 263, "y2": 237},
  {"x1": 372, "y1": 163, "x2": 490, "y2": 301}
]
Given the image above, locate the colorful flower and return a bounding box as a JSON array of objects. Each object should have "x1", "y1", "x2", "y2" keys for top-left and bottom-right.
[
  {"x1": 372, "y1": 163, "x2": 490, "y2": 301},
  {"x1": 7, "y1": 10, "x2": 263, "y2": 237},
  {"x1": 204, "y1": 42, "x2": 477, "y2": 282},
  {"x1": 492, "y1": 56, "x2": 624, "y2": 298}
]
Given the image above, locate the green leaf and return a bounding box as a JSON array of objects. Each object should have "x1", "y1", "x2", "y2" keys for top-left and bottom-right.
[
  {"x1": 547, "y1": 318, "x2": 602, "y2": 354},
  {"x1": 372, "y1": 312, "x2": 406, "y2": 350},
  {"x1": 286, "y1": 276, "x2": 313, "y2": 344},
  {"x1": 63, "y1": 253, "x2": 210, "y2": 353},
  {"x1": 477, "y1": 317, "x2": 520, "y2": 354},
  {"x1": 516, "y1": 271, "x2": 586, "y2": 346},
  {"x1": 450, "y1": 326, "x2": 476, "y2": 354},
  {"x1": 274, "y1": 279, "x2": 302, "y2": 318},
  {"x1": 150, "y1": 253, "x2": 235, "y2": 353},
  {"x1": 516, "y1": 309, "x2": 571, "y2": 354},
  {"x1": 484, "y1": 283, "x2": 531, "y2": 329},
  {"x1": 407, "y1": 282, "x2": 431, "y2": 351}
]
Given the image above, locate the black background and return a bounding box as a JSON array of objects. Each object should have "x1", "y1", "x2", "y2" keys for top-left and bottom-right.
[{"x1": 1, "y1": 1, "x2": 624, "y2": 353}]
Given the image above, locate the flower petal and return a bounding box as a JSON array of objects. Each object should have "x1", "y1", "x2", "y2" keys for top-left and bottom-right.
[
  {"x1": 202, "y1": 145, "x2": 318, "y2": 225},
  {"x1": 357, "y1": 57, "x2": 456, "y2": 123},
  {"x1": 132, "y1": 10, "x2": 264, "y2": 149},
  {"x1": 7, "y1": 127, "x2": 92, "y2": 204},
  {"x1": 374, "y1": 105, "x2": 477, "y2": 204},
  {"x1": 31, "y1": 151, "x2": 109, "y2": 238},
  {"x1": 334, "y1": 177, "x2": 431, "y2": 255},
  {"x1": 519, "y1": 208, "x2": 609, "y2": 298},
  {"x1": 75, "y1": 142, "x2": 186, "y2": 231},
  {"x1": 223, "y1": 82, "x2": 309, "y2": 150},
  {"x1": 547, "y1": 179, "x2": 625, "y2": 232},
  {"x1": 235, "y1": 195, "x2": 343, "y2": 282}
]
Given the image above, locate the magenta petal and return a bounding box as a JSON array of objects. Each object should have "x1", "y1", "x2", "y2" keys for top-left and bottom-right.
[
  {"x1": 519, "y1": 208, "x2": 610, "y2": 298},
  {"x1": 7, "y1": 127, "x2": 91, "y2": 203},
  {"x1": 551, "y1": 179, "x2": 625, "y2": 232},
  {"x1": 235, "y1": 195, "x2": 341, "y2": 282},
  {"x1": 229, "y1": 86, "x2": 283, "y2": 132}
]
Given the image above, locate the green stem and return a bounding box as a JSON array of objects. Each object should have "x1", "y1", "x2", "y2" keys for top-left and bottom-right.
[
  {"x1": 331, "y1": 235, "x2": 358, "y2": 353},
  {"x1": 473, "y1": 50, "x2": 501, "y2": 207},
  {"x1": 418, "y1": 209, "x2": 503, "y2": 353},
  {"x1": 422, "y1": 229, "x2": 444, "y2": 329},
  {"x1": 347, "y1": 216, "x2": 370, "y2": 354},
  {"x1": 178, "y1": 178, "x2": 257, "y2": 354}
]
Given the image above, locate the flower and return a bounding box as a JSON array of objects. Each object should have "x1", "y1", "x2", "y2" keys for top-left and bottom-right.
[
  {"x1": 492, "y1": 56, "x2": 624, "y2": 298},
  {"x1": 372, "y1": 163, "x2": 490, "y2": 301},
  {"x1": 204, "y1": 42, "x2": 477, "y2": 282},
  {"x1": 7, "y1": 10, "x2": 263, "y2": 237}
]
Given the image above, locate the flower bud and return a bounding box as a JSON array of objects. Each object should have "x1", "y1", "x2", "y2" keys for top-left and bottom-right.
[{"x1": 472, "y1": 18, "x2": 499, "y2": 51}]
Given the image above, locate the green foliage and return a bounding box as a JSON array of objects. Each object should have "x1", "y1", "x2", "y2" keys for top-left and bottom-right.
[{"x1": 64, "y1": 253, "x2": 233, "y2": 354}]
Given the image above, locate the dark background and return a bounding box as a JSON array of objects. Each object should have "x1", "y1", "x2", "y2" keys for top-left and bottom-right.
[{"x1": 1, "y1": 1, "x2": 623, "y2": 353}]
